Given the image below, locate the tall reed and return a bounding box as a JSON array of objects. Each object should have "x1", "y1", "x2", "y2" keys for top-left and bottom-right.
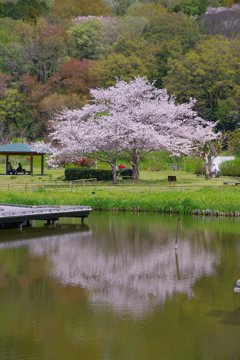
[{"x1": 1, "y1": 186, "x2": 240, "y2": 214}]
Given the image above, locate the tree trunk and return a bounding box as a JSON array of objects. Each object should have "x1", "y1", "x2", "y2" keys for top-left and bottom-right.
[
  {"x1": 132, "y1": 164, "x2": 139, "y2": 180},
  {"x1": 111, "y1": 163, "x2": 117, "y2": 184},
  {"x1": 131, "y1": 149, "x2": 140, "y2": 181},
  {"x1": 204, "y1": 155, "x2": 212, "y2": 180}
]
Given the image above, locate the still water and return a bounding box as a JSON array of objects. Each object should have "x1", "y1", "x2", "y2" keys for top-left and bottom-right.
[{"x1": 0, "y1": 212, "x2": 240, "y2": 360}]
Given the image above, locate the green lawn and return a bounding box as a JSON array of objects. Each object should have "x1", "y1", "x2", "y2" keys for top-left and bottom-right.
[{"x1": 0, "y1": 166, "x2": 240, "y2": 214}]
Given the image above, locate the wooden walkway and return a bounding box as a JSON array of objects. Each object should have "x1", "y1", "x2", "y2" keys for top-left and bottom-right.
[{"x1": 0, "y1": 204, "x2": 92, "y2": 228}]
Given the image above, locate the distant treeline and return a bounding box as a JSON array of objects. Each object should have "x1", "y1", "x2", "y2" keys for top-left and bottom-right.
[
  {"x1": 0, "y1": 0, "x2": 49, "y2": 23},
  {"x1": 0, "y1": 0, "x2": 240, "y2": 141}
]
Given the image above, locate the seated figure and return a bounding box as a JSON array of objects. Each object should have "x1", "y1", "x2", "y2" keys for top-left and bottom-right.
[
  {"x1": 7, "y1": 162, "x2": 15, "y2": 175},
  {"x1": 16, "y1": 163, "x2": 23, "y2": 173}
]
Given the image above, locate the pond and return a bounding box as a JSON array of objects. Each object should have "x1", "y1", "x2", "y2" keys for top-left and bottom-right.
[{"x1": 0, "y1": 212, "x2": 239, "y2": 360}]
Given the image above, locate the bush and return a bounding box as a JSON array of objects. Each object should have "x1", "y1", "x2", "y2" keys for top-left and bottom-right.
[
  {"x1": 195, "y1": 159, "x2": 205, "y2": 175},
  {"x1": 219, "y1": 159, "x2": 240, "y2": 176},
  {"x1": 184, "y1": 157, "x2": 199, "y2": 172},
  {"x1": 117, "y1": 168, "x2": 133, "y2": 178},
  {"x1": 65, "y1": 168, "x2": 113, "y2": 181}
]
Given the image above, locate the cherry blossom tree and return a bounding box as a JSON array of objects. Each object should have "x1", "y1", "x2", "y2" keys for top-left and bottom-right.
[
  {"x1": 87, "y1": 77, "x2": 220, "y2": 179},
  {"x1": 49, "y1": 77, "x2": 220, "y2": 183},
  {"x1": 30, "y1": 140, "x2": 55, "y2": 155},
  {"x1": 49, "y1": 106, "x2": 164, "y2": 183}
]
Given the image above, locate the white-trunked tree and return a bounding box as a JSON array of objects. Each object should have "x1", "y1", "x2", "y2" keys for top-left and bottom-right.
[{"x1": 49, "y1": 77, "x2": 220, "y2": 183}]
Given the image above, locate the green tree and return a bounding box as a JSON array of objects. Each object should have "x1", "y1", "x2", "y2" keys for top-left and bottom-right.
[
  {"x1": 170, "y1": 0, "x2": 208, "y2": 16},
  {"x1": 141, "y1": 12, "x2": 200, "y2": 87},
  {"x1": 0, "y1": 18, "x2": 19, "y2": 45},
  {"x1": 116, "y1": 16, "x2": 149, "y2": 39},
  {"x1": 48, "y1": 0, "x2": 111, "y2": 21},
  {"x1": 0, "y1": 89, "x2": 35, "y2": 138},
  {"x1": 128, "y1": 2, "x2": 167, "y2": 17},
  {"x1": 164, "y1": 35, "x2": 240, "y2": 130},
  {"x1": 114, "y1": 0, "x2": 136, "y2": 15},
  {"x1": 39, "y1": 93, "x2": 87, "y2": 120},
  {"x1": 148, "y1": 39, "x2": 183, "y2": 88},
  {"x1": 92, "y1": 53, "x2": 152, "y2": 87},
  {"x1": 0, "y1": 43, "x2": 28, "y2": 81},
  {"x1": 67, "y1": 19, "x2": 105, "y2": 60},
  {"x1": 93, "y1": 37, "x2": 158, "y2": 87},
  {"x1": 228, "y1": 129, "x2": 240, "y2": 154},
  {"x1": 159, "y1": 0, "x2": 220, "y2": 14},
  {"x1": 144, "y1": 12, "x2": 201, "y2": 53},
  {"x1": 0, "y1": 0, "x2": 49, "y2": 24}
]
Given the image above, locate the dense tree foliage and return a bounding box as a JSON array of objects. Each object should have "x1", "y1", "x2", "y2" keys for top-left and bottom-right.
[
  {"x1": 0, "y1": 0, "x2": 49, "y2": 23},
  {"x1": 170, "y1": 0, "x2": 208, "y2": 16},
  {"x1": 164, "y1": 35, "x2": 240, "y2": 130},
  {"x1": 67, "y1": 19, "x2": 105, "y2": 60},
  {"x1": 47, "y1": 0, "x2": 111, "y2": 21},
  {"x1": 0, "y1": 0, "x2": 239, "y2": 141}
]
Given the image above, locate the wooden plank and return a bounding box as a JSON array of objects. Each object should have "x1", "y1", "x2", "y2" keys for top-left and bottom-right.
[{"x1": 0, "y1": 204, "x2": 92, "y2": 228}]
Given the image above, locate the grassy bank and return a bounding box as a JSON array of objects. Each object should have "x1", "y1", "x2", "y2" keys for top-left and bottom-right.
[
  {"x1": 1, "y1": 183, "x2": 240, "y2": 215},
  {"x1": 0, "y1": 169, "x2": 240, "y2": 214}
]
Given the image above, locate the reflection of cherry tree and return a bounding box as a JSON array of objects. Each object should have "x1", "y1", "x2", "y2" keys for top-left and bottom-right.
[{"x1": 30, "y1": 230, "x2": 219, "y2": 317}]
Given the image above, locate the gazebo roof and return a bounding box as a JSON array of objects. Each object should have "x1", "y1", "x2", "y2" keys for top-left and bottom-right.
[{"x1": 0, "y1": 142, "x2": 51, "y2": 155}]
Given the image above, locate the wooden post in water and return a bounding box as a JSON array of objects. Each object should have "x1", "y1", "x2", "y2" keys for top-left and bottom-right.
[
  {"x1": 175, "y1": 217, "x2": 181, "y2": 249},
  {"x1": 175, "y1": 249, "x2": 180, "y2": 279}
]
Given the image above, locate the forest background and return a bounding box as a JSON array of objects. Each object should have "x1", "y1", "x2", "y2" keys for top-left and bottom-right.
[{"x1": 0, "y1": 0, "x2": 240, "y2": 145}]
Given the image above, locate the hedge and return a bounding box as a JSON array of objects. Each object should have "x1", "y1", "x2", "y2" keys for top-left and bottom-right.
[
  {"x1": 65, "y1": 168, "x2": 133, "y2": 181},
  {"x1": 65, "y1": 168, "x2": 113, "y2": 181},
  {"x1": 118, "y1": 168, "x2": 133, "y2": 177}
]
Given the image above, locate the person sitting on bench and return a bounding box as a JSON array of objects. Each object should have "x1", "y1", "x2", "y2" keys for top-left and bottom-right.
[
  {"x1": 212, "y1": 163, "x2": 220, "y2": 177},
  {"x1": 16, "y1": 163, "x2": 23, "y2": 173},
  {"x1": 7, "y1": 162, "x2": 15, "y2": 174}
]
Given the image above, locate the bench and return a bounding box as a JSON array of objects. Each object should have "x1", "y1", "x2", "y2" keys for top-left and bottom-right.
[
  {"x1": 16, "y1": 169, "x2": 31, "y2": 175},
  {"x1": 223, "y1": 182, "x2": 240, "y2": 186}
]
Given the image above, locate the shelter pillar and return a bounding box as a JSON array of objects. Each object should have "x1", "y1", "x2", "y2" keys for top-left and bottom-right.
[
  {"x1": 41, "y1": 154, "x2": 44, "y2": 175},
  {"x1": 30, "y1": 154, "x2": 33, "y2": 174},
  {"x1": 6, "y1": 155, "x2": 9, "y2": 174}
]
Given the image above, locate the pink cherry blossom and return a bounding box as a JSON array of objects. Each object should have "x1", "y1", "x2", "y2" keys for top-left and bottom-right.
[{"x1": 49, "y1": 77, "x2": 220, "y2": 183}]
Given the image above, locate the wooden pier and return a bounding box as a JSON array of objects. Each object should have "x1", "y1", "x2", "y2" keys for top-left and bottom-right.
[{"x1": 0, "y1": 204, "x2": 92, "y2": 228}]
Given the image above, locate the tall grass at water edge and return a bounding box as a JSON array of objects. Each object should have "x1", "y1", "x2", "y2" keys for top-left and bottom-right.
[{"x1": 1, "y1": 186, "x2": 240, "y2": 214}]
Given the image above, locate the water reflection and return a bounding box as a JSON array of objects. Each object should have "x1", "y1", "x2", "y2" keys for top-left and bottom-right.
[
  {"x1": 22, "y1": 215, "x2": 221, "y2": 316},
  {"x1": 206, "y1": 308, "x2": 240, "y2": 326},
  {"x1": 0, "y1": 213, "x2": 240, "y2": 360},
  {"x1": 0, "y1": 224, "x2": 91, "y2": 250}
]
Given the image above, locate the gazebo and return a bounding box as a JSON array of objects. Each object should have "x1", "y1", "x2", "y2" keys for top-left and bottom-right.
[{"x1": 0, "y1": 142, "x2": 51, "y2": 175}]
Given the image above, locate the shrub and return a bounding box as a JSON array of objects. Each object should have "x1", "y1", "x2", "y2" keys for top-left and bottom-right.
[
  {"x1": 117, "y1": 168, "x2": 133, "y2": 178},
  {"x1": 219, "y1": 159, "x2": 240, "y2": 176},
  {"x1": 65, "y1": 168, "x2": 113, "y2": 181},
  {"x1": 195, "y1": 159, "x2": 205, "y2": 175},
  {"x1": 184, "y1": 157, "x2": 199, "y2": 172}
]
